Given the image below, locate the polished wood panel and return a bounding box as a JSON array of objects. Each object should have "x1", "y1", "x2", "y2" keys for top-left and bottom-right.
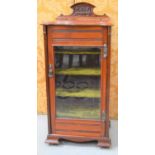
[
  {"x1": 55, "y1": 119, "x2": 104, "y2": 137},
  {"x1": 52, "y1": 40, "x2": 103, "y2": 46},
  {"x1": 48, "y1": 26, "x2": 103, "y2": 31},
  {"x1": 55, "y1": 124, "x2": 101, "y2": 132},
  {"x1": 56, "y1": 118, "x2": 101, "y2": 125},
  {"x1": 48, "y1": 40, "x2": 104, "y2": 48},
  {"x1": 48, "y1": 26, "x2": 104, "y2": 44},
  {"x1": 55, "y1": 130, "x2": 101, "y2": 137},
  {"x1": 50, "y1": 32, "x2": 103, "y2": 39}
]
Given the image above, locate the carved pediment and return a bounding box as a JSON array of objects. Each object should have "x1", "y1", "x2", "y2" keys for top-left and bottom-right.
[
  {"x1": 71, "y1": 2, "x2": 95, "y2": 16},
  {"x1": 42, "y1": 2, "x2": 112, "y2": 26}
]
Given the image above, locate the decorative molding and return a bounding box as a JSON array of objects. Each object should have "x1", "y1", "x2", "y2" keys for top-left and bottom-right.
[
  {"x1": 50, "y1": 29, "x2": 103, "y2": 33},
  {"x1": 52, "y1": 38, "x2": 103, "y2": 42},
  {"x1": 71, "y1": 2, "x2": 95, "y2": 16}
]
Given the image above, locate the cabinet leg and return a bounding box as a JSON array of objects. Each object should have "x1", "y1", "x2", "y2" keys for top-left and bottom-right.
[
  {"x1": 97, "y1": 137, "x2": 111, "y2": 148},
  {"x1": 45, "y1": 135, "x2": 60, "y2": 145}
]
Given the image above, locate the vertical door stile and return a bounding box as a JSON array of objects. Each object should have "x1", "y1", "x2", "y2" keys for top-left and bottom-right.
[
  {"x1": 101, "y1": 50, "x2": 106, "y2": 112},
  {"x1": 101, "y1": 27, "x2": 108, "y2": 136},
  {"x1": 48, "y1": 28, "x2": 56, "y2": 133},
  {"x1": 105, "y1": 26, "x2": 111, "y2": 137}
]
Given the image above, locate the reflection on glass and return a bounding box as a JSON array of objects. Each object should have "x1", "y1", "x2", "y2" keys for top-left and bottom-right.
[{"x1": 54, "y1": 46, "x2": 101, "y2": 120}]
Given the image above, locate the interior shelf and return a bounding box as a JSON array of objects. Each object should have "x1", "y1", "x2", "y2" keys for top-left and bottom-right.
[
  {"x1": 56, "y1": 51, "x2": 100, "y2": 55},
  {"x1": 56, "y1": 88, "x2": 100, "y2": 98},
  {"x1": 56, "y1": 97, "x2": 100, "y2": 119},
  {"x1": 56, "y1": 107, "x2": 100, "y2": 119},
  {"x1": 55, "y1": 68, "x2": 100, "y2": 76}
]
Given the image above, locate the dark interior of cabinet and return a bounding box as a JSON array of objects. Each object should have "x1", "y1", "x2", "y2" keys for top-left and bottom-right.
[{"x1": 54, "y1": 46, "x2": 101, "y2": 120}]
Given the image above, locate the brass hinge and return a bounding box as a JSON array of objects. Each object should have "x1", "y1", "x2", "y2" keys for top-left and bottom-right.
[
  {"x1": 48, "y1": 64, "x2": 54, "y2": 78},
  {"x1": 102, "y1": 111, "x2": 106, "y2": 121},
  {"x1": 103, "y1": 43, "x2": 108, "y2": 58}
]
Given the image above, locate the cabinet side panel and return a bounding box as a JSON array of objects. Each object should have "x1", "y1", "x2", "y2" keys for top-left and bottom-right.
[
  {"x1": 43, "y1": 25, "x2": 52, "y2": 133},
  {"x1": 105, "y1": 26, "x2": 111, "y2": 137},
  {"x1": 47, "y1": 26, "x2": 56, "y2": 133}
]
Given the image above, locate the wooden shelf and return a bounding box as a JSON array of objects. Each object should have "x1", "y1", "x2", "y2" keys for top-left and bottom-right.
[
  {"x1": 55, "y1": 68, "x2": 100, "y2": 76},
  {"x1": 56, "y1": 88, "x2": 100, "y2": 98},
  {"x1": 56, "y1": 51, "x2": 100, "y2": 55},
  {"x1": 57, "y1": 107, "x2": 100, "y2": 119}
]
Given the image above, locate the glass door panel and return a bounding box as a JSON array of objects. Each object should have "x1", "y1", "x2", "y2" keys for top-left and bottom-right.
[{"x1": 54, "y1": 46, "x2": 101, "y2": 120}]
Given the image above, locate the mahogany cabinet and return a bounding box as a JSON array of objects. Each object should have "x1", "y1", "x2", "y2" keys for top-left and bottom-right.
[{"x1": 42, "y1": 2, "x2": 112, "y2": 148}]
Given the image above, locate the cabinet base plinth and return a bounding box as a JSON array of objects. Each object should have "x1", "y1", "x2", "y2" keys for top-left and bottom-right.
[
  {"x1": 45, "y1": 135, "x2": 59, "y2": 145},
  {"x1": 46, "y1": 134, "x2": 111, "y2": 148},
  {"x1": 97, "y1": 137, "x2": 111, "y2": 148}
]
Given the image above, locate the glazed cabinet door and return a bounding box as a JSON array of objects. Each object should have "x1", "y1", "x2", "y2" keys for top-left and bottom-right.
[
  {"x1": 46, "y1": 27, "x2": 108, "y2": 138},
  {"x1": 54, "y1": 46, "x2": 102, "y2": 120}
]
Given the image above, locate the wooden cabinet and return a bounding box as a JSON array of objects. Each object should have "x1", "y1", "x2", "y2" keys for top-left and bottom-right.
[{"x1": 43, "y1": 2, "x2": 112, "y2": 148}]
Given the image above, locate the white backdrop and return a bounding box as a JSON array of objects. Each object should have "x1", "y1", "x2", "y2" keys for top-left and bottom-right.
[{"x1": 0, "y1": 0, "x2": 155, "y2": 155}]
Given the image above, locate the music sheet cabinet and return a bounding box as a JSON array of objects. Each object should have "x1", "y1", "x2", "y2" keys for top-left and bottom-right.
[{"x1": 42, "y1": 2, "x2": 112, "y2": 148}]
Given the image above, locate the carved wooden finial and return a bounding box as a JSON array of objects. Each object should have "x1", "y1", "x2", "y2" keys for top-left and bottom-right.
[{"x1": 71, "y1": 2, "x2": 95, "y2": 16}]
